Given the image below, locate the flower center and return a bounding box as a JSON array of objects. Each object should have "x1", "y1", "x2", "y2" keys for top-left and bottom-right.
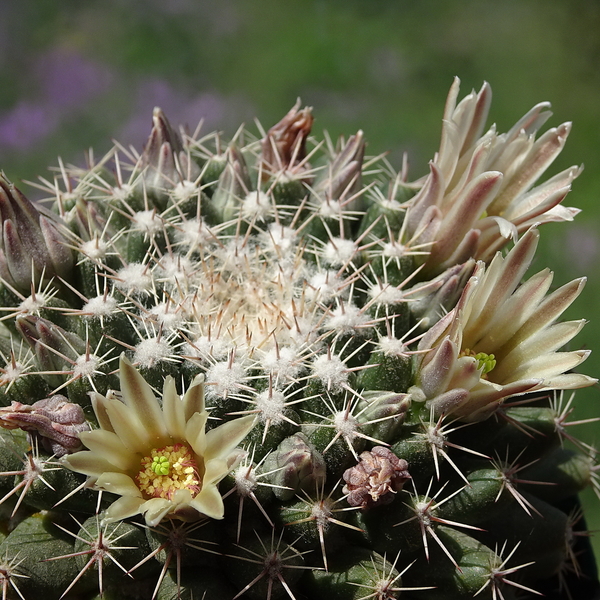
[
  {"x1": 461, "y1": 348, "x2": 497, "y2": 377},
  {"x1": 136, "y1": 443, "x2": 202, "y2": 500}
]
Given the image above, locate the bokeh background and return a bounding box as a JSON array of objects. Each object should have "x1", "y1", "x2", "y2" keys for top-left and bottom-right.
[{"x1": 1, "y1": 0, "x2": 600, "y2": 566}]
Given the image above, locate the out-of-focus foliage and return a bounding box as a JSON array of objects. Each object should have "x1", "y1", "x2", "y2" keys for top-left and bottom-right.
[{"x1": 1, "y1": 0, "x2": 599, "y2": 566}]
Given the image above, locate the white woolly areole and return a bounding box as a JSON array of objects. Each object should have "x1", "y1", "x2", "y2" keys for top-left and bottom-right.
[
  {"x1": 205, "y1": 360, "x2": 247, "y2": 399},
  {"x1": 318, "y1": 199, "x2": 342, "y2": 219},
  {"x1": 111, "y1": 184, "x2": 134, "y2": 202},
  {"x1": 185, "y1": 336, "x2": 231, "y2": 362},
  {"x1": 325, "y1": 304, "x2": 368, "y2": 333},
  {"x1": 311, "y1": 353, "x2": 348, "y2": 391},
  {"x1": 156, "y1": 254, "x2": 194, "y2": 283},
  {"x1": 149, "y1": 302, "x2": 184, "y2": 330},
  {"x1": 133, "y1": 210, "x2": 163, "y2": 235},
  {"x1": 19, "y1": 293, "x2": 48, "y2": 314},
  {"x1": 264, "y1": 224, "x2": 296, "y2": 256},
  {"x1": 306, "y1": 269, "x2": 344, "y2": 303},
  {"x1": 177, "y1": 218, "x2": 213, "y2": 249},
  {"x1": 260, "y1": 346, "x2": 302, "y2": 384},
  {"x1": 134, "y1": 337, "x2": 173, "y2": 368},
  {"x1": 368, "y1": 281, "x2": 405, "y2": 305},
  {"x1": 323, "y1": 238, "x2": 356, "y2": 266},
  {"x1": 333, "y1": 410, "x2": 358, "y2": 440},
  {"x1": 82, "y1": 295, "x2": 118, "y2": 318},
  {"x1": 242, "y1": 191, "x2": 272, "y2": 221},
  {"x1": 255, "y1": 389, "x2": 287, "y2": 424},
  {"x1": 382, "y1": 240, "x2": 407, "y2": 258},
  {"x1": 0, "y1": 361, "x2": 26, "y2": 384},
  {"x1": 173, "y1": 180, "x2": 198, "y2": 203},
  {"x1": 378, "y1": 336, "x2": 408, "y2": 357},
  {"x1": 234, "y1": 463, "x2": 258, "y2": 496},
  {"x1": 73, "y1": 353, "x2": 101, "y2": 379},
  {"x1": 80, "y1": 238, "x2": 109, "y2": 260},
  {"x1": 115, "y1": 263, "x2": 153, "y2": 293}
]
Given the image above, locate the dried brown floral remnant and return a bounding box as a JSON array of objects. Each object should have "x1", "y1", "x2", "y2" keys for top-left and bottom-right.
[
  {"x1": 0, "y1": 395, "x2": 90, "y2": 456},
  {"x1": 261, "y1": 99, "x2": 314, "y2": 178},
  {"x1": 343, "y1": 446, "x2": 410, "y2": 509}
]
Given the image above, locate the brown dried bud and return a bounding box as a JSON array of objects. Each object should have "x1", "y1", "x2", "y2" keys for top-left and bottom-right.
[
  {"x1": 261, "y1": 99, "x2": 314, "y2": 178},
  {"x1": 0, "y1": 395, "x2": 90, "y2": 457},
  {"x1": 342, "y1": 446, "x2": 410, "y2": 509}
]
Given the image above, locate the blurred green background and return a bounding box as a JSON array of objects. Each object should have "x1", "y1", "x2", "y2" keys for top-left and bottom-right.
[{"x1": 1, "y1": 0, "x2": 600, "y2": 567}]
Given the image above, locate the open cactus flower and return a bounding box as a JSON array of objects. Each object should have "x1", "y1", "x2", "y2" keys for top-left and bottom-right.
[
  {"x1": 0, "y1": 78, "x2": 597, "y2": 599},
  {"x1": 63, "y1": 354, "x2": 256, "y2": 526},
  {"x1": 410, "y1": 226, "x2": 595, "y2": 422}
]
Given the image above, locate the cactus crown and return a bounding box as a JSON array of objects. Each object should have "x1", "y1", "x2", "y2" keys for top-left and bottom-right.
[{"x1": 0, "y1": 79, "x2": 597, "y2": 600}]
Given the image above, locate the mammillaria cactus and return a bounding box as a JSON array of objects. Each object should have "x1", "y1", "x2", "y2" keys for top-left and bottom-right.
[{"x1": 0, "y1": 77, "x2": 597, "y2": 599}]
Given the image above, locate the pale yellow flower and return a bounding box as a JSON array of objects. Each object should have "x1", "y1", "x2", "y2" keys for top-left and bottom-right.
[
  {"x1": 64, "y1": 355, "x2": 255, "y2": 526},
  {"x1": 411, "y1": 228, "x2": 596, "y2": 421},
  {"x1": 405, "y1": 78, "x2": 580, "y2": 276}
]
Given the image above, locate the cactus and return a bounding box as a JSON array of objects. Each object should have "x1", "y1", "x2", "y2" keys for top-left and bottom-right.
[{"x1": 0, "y1": 78, "x2": 597, "y2": 599}]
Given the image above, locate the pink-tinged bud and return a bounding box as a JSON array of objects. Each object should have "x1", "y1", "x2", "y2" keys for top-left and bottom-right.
[
  {"x1": 0, "y1": 395, "x2": 90, "y2": 456},
  {"x1": 343, "y1": 446, "x2": 410, "y2": 509},
  {"x1": 211, "y1": 144, "x2": 252, "y2": 222},
  {"x1": 263, "y1": 432, "x2": 326, "y2": 501},
  {"x1": 261, "y1": 99, "x2": 314, "y2": 179},
  {"x1": 0, "y1": 175, "x2": 74, "y2": 293},
  {"x1": 315, "y1": 131, "x2": 365, "y2": 205},
  {"x1": 138, "y1": 108, "x2": 198, "y2": 200},
  {"x1": 16, "y1": 315, "x2": 85, "y2": 375}
]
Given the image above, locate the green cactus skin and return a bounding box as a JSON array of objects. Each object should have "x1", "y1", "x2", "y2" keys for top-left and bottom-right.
[{"x1": 0, "y1": 81, "x2": 597, "y2": 600}]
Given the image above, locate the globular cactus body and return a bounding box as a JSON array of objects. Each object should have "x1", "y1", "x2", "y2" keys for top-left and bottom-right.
[{"x1": 0, "y1": 79, "x2": 597, "y2": 599}]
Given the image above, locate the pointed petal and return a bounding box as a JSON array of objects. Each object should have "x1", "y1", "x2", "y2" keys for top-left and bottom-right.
[
  {"x1": 105, "y1": 398, "x2": 164, "y2": 454},
  {"x1": 203, "y1": 415, "x2": 256, "y2": 462},
  {"x1": 185, "y1": 410, "x2": 208, "y2": 457},
  {"x1": 118, "y1": 354, "x2": 168, "y2": 442},
  {"x1": 190, "y1": 484, "x2": 225, "y2": 519},
  {"x1": 183, "y1": 375, "x2": 205, "y2": 421},
  {"x1": 162, "y1": 376, "x2": 186, "y2": 440},
  {"x1": 63, "y1": 451, "x2": 118, "y2": 478},
  {"x1": 104, "y1": 496, "x2": 146, "y2": 523},
  {"x1": 78, "y1": 429, "x2": 139, "y2": 472},
  {"x1": 90, "y1": 392, "x2": 114, "y2": 433},
  {"x1": 142, "y1": 498, "x2": 175, "y2": 527},
  {"x1": 203, "y1": 458, "x2": 230, "y2": 485},
  {"x1": 95, "y1": 472, "x2": 142, "y2": 497}
]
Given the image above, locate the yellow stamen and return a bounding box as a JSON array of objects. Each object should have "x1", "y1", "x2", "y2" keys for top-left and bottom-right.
[{"x1": 136, "y1": 443, "x2": 201, "y2": 500}]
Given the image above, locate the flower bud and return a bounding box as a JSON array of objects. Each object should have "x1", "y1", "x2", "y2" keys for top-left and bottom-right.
[
  {"x1": 263, "y1": 432, "x2": 326, "y2": 501},
  {"x1": 0, "y1": 174, "x2": 74, "y2": 293},
  {"x1": 261, "y1": 99, "x2": 314, "y2": 179}
]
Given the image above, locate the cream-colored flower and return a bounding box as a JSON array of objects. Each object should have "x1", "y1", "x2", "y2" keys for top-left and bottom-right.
[
  {"x1": 64, "y1": 355, "x2": 255, "y2": 526},
  {"x1": 411, "y1": 228, "x2": 596, "y2": 421},
  {"x1": 405, "y1": 78, "x2": 580, "y2": 276}
]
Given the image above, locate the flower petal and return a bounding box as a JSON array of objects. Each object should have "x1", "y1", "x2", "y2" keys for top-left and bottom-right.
[
  {"x1": 78, "y1": 429, "x2": 139, "y2": 472},
  {"x1": 162, "y1": 376, "x2": 186, "y2": 440},
  {"x1": 118, "y1": 354, "x2": 168, "y2": 442},
  {"x1": 62, "y1": 451, "x2": 117, "y2": 478},
  {"x1": 183, "y1": 374, "x2": 205, "y2": 421},
  {"x1": 105, "y1": 398, "x2": 163, "y2": 454},
  {"x1": 142, "y1": 498, "x2": 174, "y2": 527},
  {"x1": 185, "y1": 411, "x2": 208, "y2": 457},
  {"x1": 90, "y1": 392, "x2": 114, "y2": 433},
  {"x1": 104, "y1": 496, "x2": 146, "y2": 523},
  {"x1": 95, "y1": 472, "x2": 142, "y2": 497},
  {"x1": 203, "y1": 415, "x2": 256, "y2": 462},
  {"x1": 190, "y1": 483, "x2": 225, "y2": 519}
]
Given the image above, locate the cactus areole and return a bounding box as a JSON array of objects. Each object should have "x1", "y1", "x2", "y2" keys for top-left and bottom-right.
[{"x1": 0, "y1": 79, "x2": 597, "y2": 600}]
